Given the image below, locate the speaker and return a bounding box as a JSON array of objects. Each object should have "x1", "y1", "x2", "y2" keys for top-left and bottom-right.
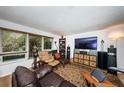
[
  {"x1": 107, "y1": 48, "x2": 116, "y2": 67},
  {"x1": 107, "y1": 48, "x2": 117, "y2": 74},
  {"x1": 67, "y1": 46, "x2": 70, "y2": 59},
  {"x1": 98, "y1": 51, "x2": 108, "y2": 69}
]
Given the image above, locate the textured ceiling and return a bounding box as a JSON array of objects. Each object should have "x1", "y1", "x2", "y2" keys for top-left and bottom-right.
[{"x1": 0, "y1": 6, "x2": 124, "y2": 35}]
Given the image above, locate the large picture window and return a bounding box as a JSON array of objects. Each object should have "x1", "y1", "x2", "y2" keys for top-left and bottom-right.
[
  {"x1": 0, "y1": 28, "x2": 53, "y2": 63},
  {"x1": 29, "y1": 35, "x2": 42, "y2": 57},
  {"x1": 44, "y1": 37, "x2": 53, "y2": 49},
  {"x1": 0, "y1": 30, "x2": 26, "y2": 62},
  {"x1": 2, "y1": 31, "x2": 26, "y2": 52}
]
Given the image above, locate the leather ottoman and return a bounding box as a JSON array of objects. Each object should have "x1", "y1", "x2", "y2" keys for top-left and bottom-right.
[{"x1": 60, "y1": 59, "x2": 70, "y2": 67}]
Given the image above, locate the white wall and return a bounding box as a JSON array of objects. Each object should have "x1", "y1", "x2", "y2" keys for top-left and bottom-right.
[
  {"x1": 66, "y1": 24, "x2": 124, "y2": 69},
  {"x1": 117, "y1": 39, "x2": 124, "y2": 68},
  {"x1": 0, "y1": 59, "x2": 33, "y2": 77},
  {"x1": 66, "y1": 30, "x2": 114, "y2": 58},
  {"x1": 0, "y1": 19, "x2": 60, "y2": 77}
]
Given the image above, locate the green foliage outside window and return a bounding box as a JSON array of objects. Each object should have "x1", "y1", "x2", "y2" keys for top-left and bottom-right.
[
  {"x1": 1, "y1": 31, "x2": 26, "y2": 62},
  {"x1": 44, "y1": 37, "x2": 53, "y2": 49},
  {"x1": 29, "y1": 35, "x2": 42, "y2": 57},
  {"x1": 2, "y1": 31, "x2": 26, "y2": 52}
]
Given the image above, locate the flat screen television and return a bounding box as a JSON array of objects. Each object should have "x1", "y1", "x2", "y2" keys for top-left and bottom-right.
[{"x1": 75, "y1": 37, "x2": 97, "y2": 50}]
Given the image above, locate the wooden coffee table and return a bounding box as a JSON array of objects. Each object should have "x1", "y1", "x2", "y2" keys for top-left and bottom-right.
[{"x1": 81, "y1": 70, "x2": 114, "y2": 87}]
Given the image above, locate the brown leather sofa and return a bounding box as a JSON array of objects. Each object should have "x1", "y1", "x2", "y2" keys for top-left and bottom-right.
[{"x1": 12, "y1": 64, "x2": 75, "y2": 87}]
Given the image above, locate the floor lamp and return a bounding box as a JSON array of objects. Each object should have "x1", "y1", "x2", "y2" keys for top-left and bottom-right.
[{"x1": 109, "y1": 31, "x2": 124, "y2": 48}]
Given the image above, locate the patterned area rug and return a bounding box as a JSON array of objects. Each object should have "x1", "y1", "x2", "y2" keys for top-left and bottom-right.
[
  {"x1": 54, "y1": 63, "x2": 124, "y2": 87},
  {"x1": 54, "y1": 64, "x2": 84, "y2": 87}
]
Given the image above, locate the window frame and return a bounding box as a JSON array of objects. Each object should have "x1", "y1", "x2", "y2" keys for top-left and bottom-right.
[
  {"x1": 0, "y1": 27, "x2": 53, "y2": 64},
  {"x1": 29, "y1": 34, "x2": 42, "y2": 58},
  {"x1": 1, "y1": 30, "x2": 27, "y2": 52},
  {"x1": 0, "y1": 29, "x2": 27, "y2": 63}
]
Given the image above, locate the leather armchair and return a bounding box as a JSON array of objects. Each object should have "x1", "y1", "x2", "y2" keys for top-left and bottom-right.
[{"x1": 39, "y1": 51, "x2": 60, "y2": 66}]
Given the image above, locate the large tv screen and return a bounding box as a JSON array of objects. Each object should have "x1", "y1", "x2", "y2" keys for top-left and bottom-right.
[{"x1": 75, "y1": 37, "x2": 97, "y2": 50}]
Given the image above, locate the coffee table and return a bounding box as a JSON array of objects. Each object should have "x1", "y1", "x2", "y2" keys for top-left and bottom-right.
[{"x1": 81, "y1": 70, "x2": 114, "y2": 87}]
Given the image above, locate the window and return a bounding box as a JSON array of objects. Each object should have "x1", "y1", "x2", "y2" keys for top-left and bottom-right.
[
  {"x1": 3, "y1": 54, "x2": 25, "y2": 61},
  {"x1": 29, "y1": 35, "x2": 42, "y2": 57},
  {"x1": 0, "y1": 30, "x2": 26, "y2": 62},
  {"x1": 44, "y1": 37, "x2": 53, "y2": 49},
  {"x1": 0, "y1": 28, "x2": 54, "y2": 63},
  {"x1": 2, "y1": 31, "x2": 26, "y2": 52}
]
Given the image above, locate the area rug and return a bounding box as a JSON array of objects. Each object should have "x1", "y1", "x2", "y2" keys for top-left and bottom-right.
[
  {"x1": 54, "y1": 63, "x2": 124, "y2": 87},
  {"x1": 54, "y1": 63, "x2": 85, "y2": 87}
]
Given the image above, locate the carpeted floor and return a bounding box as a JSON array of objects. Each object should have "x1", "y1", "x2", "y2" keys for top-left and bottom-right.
[
  {"x1": 0, "y1": 63, "x2": 123, "y2": 87},
  {"x1": 54, "y1": 63, "x2": 124, "y2": 87}
]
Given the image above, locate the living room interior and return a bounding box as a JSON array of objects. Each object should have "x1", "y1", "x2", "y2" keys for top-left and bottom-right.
[{"x1": 0, "y1": 6, "x2": 124, "y2": 87}]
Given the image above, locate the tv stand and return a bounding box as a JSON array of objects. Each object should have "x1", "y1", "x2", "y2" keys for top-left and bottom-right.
[{"x1": 73, "y1": 51, "x2": 97, "y2": 67}]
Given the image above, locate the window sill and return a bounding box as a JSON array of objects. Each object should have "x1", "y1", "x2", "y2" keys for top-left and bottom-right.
[
  {"x1": 0, "y1": 58, "x2": 33, "y2": 66},
  {"x1": 43, "y1": 49, "x2": 52, "y2": 51}
]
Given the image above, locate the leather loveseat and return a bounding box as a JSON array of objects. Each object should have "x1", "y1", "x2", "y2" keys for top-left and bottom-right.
[{"x1": 12, "y1": 64, "x2": 75, "y2": 87}]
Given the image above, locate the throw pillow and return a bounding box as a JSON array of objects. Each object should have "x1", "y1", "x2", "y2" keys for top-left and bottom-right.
[{"x1": 54, "y1": 53, "x2": 61, "y2": 60}]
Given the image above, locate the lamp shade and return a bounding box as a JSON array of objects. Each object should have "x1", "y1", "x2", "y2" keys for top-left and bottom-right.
[{"x1": 108, "y1": 31, "x2": 124, "y2": 40}]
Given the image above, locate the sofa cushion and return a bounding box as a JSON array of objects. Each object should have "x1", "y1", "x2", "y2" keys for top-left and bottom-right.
[
  {"x1": 39, "y1": 51, "x2": 48, "y2": 56},
  {"x1": 48, "y1": 60, "x2": 60, "y2": 67},
  {"x1": 45, "y1": 57, "x2": 54, "y2": 63},
  {"x1": 15, "y1": 66, "x2": 37, "y2": 87},
  {"x1": 35, "y1": 64, "x2": 52, "y2": 79},
  {"x1": 54, "y1": 53, "x2": 61, "y2": 60},
  {"x1": 41, "y1": 56, "x2": 50, "y2": 61},
  {"x1": 39, "y1": 72, "x2": 64, "y2": 87},
  {"x1": 39, "y1": 51, "x2": 55, "y2": 63}
]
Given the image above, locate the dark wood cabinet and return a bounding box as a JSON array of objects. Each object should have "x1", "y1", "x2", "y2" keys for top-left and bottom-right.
[{"x1": 59, "y1": 37, "x2": 66, "y2": 59}]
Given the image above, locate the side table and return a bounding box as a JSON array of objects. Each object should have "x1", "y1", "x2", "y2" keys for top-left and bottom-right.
[{"x1": 32, "y1": 61, "x2": 42, "y2": 69}]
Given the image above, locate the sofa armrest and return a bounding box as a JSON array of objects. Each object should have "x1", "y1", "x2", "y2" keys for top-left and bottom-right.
[
  {"x1": 35, "y1": 64, "x2": 52, "y2": 79},
  {"x1": 12, "y1": 72, "x2": 18, "y2": 87}
]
